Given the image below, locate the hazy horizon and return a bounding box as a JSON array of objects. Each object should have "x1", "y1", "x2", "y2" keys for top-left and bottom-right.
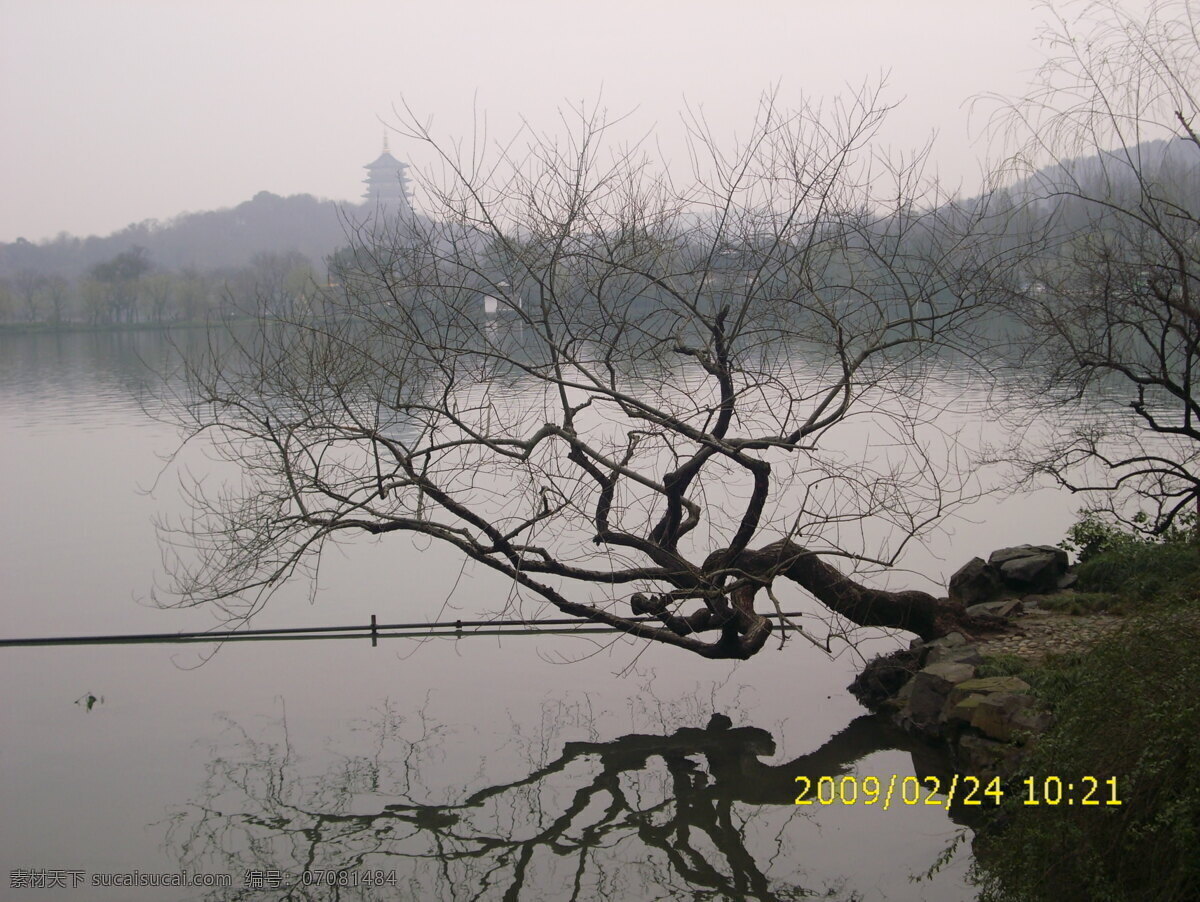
[{"x1": 0, "y1": 1, "x2": 1157, "y2": 244}]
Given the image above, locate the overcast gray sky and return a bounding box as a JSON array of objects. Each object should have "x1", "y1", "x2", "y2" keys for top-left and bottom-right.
[{"x1": 2, "y1": 1, "x2": 1107, "y2": 243}]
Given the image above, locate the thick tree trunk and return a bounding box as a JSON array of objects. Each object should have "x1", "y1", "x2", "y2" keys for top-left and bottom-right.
[{"x1": 720, "y1": 540, "x2": 996, "y2": 643}]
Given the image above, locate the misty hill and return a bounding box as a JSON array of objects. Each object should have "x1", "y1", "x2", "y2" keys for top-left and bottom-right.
[
  {"x1": 0, "y1": 191, "x2": 363, "y2": 280},
  {"x1": 998, "y1": 137, "x2": 1198, "y2": 220}
]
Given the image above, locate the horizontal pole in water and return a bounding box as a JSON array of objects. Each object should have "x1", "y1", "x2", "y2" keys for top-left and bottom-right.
[{"x1": 0, "y1": 612, "x2": 813, "y2": 648}]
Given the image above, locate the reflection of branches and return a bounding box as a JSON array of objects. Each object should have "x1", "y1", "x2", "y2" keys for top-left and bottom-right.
[{"x1": 165, "y1": 698, "x2": 941, "y2": 901}]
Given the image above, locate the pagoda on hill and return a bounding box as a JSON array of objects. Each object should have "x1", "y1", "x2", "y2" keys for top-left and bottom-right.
[{"x1": 362, "y1": 137, "x2": 413, "y2": 216}]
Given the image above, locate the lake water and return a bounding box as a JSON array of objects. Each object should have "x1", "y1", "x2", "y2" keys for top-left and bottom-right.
[{"x1": 0, "y1": 329, "x2": 1081, "y2": 901}]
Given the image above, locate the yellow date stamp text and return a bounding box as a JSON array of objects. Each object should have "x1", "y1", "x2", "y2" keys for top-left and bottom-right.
[{"x1": 794, "y1": 775, "x2": 1122, "y2": 809}]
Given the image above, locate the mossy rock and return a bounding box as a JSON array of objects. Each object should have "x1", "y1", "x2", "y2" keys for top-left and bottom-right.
[
  {"x1": 954, "y1": 675, "x2": 1031, "y2": 694},
  {"x1": 942, "y1": 692, "x2": 988, "y2": 725},
  {"x1": 946, "y1": 676, "x2": 1030, "y2": 710}
]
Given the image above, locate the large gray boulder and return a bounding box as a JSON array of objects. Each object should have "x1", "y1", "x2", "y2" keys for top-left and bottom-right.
[
  {"x1": 949, "y1": 556, "x2": 1004, "y2": 605},
  {"x1": 988, "y1": 545, "x2": 1068, "y2": 592},
  {"x1": 907, "y1": 662, "x2": 977, "y2": 727},
  {"x1": 925, "y1": 643, "x2": 985, "y2": 667}
]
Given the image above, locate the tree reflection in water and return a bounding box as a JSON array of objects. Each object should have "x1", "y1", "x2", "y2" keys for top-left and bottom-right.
[{"x1": 165, "y1": 696, "x2": 958, "y2": 901}]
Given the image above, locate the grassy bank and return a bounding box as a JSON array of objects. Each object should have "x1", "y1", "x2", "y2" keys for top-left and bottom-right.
[{"x1": 969, "y1": 523, "x2": 1200, "y2": 902}]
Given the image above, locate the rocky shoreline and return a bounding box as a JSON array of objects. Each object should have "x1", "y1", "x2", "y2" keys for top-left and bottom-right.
[{"x1": 850, "y1": 544, "x2": 1125, "y2": 780}]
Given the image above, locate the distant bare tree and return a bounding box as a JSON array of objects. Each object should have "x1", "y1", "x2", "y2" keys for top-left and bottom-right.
[
  {"x1": 43, "y1": 275, "x2": 71, "y2": 324},
  {"x1": 90, "y1": 246, "x2": 152, "y2": 324},
  {"x1": 175, "y1": 267, "x2": 213, "y2": 322},
  {"x1": 988, "y1": 0, "x2": 1200, "y2": 533},
  {"x1": 11, "y1": 269, "x2": 46, "y2": 323},
  {"x1": 162, "y1": 87, "x2": 1009, "y2": 659},
  {"x1": 0, "y1": 279, "x2": 13, "y2": 322},
  {"x1": 141, "y1": 272, "x2": 174, "y2": 323},
  {"x1": 244, "y1": 251, "x2": 315, "y2": 317}
]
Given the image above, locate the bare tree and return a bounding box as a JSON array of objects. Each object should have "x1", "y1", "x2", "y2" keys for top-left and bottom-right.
[
  {"x1": 162, "y1": 87, "x2": 1008, "y2": 659},
  {"x1": 43, "y1": 274, "x2": 71, "y2": 325},
  {"x1": 90, "y1": 246, "x2": 152, "y2": 324},
  {"x1": 243, "y1": 251, "x2": 316, "y2": 317},
  {"x1": 11, "y1": 269, "x2": 46, "y2": 323},
  {"x1": 987, "y1": 0, "x2": 1200, "y2": 533}
]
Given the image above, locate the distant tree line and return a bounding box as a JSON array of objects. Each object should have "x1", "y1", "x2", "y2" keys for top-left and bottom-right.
[
  {"x1": 0, "y1": 190, "x2": 374, "y2": 326},
  {"x1": 0, "y1": 247, "x2": 319, "y2": 326}
]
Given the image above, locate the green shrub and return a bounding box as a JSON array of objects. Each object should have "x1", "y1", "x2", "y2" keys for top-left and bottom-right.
[
  {"x1": 1059, "y1": 512, "x2": 1200, "y2": 603},
  {"x1": 1076, "y1": 542, "x2": 1200, "y2": 601},
  {"x1": 1035, "y1": 591, "x2": 1124, "y2": 615},
  {"x1": 1057, "y1": 513, "x2": 1140, "y2": 562}
]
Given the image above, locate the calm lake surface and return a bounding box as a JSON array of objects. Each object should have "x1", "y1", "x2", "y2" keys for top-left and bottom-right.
[{"x1": 0, "y1": 329, "x2": 1080, "y2": 901}]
